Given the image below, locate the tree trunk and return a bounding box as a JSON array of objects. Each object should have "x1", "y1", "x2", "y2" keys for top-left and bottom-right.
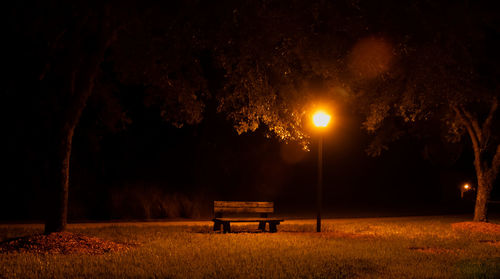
[
  {"x1": 43, "y1": 81, "x2": 101, "y2": 233},
  {"x1": 44, "y1": 125, "x2": 76, "y2": 233},
  {"x1": 472, "y1": 146, "x2": 499, "y2": 222},
  {"x1": 473, "y1": 174, "x2": 492, "y2": 222},
  {"x1": 455, "y1": 104, "x2": 499, "y2": 223},
  {"x1": 42, "y1": 11, "x2": 115, "y2": 234}
]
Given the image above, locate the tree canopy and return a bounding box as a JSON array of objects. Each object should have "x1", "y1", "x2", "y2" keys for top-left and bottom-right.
[{"x1": 5, "y1": 0, "x2": 500, "y2": 230}]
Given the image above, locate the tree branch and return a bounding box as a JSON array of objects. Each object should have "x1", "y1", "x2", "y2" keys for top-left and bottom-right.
[
  {"x1": 462, "y1": 107, "x2": 483, "y2": 145},
  {"x1": 482, "y1": 97, "x2": 498, "y2": 146},
  {"x1": 454, "y1": 107, "x2": 479, "y2": 149},
  {"x1": 490, "y1": 144, "x2": 500, "y2": 179},
  {"x1": 454, "y1": 106, "x2": 482, "y2": 172}
]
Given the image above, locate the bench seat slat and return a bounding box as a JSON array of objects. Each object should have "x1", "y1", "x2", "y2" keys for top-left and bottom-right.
[
  {"x1": 214, "y1": 201, "x2": 273, "y2": 208},
  {"x1": 214, "y1": 217, "x2": 283, "y2": 222},
  {"x1": 214, "y1": 207, "x2": 274, "y2": 213}
]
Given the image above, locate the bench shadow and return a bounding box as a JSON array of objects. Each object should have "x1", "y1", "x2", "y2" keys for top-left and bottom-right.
[{"x1": 192, "y1": 228, "x2": 270, "y2": 234}]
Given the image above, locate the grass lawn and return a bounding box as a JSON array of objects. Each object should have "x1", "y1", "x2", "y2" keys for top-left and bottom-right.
[{"x1": 1, "y1": 216, "x2": 499, "y2": 278}]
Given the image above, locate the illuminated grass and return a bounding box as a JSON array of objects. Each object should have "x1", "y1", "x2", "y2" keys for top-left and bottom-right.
[{"x1": 0, "y1": 216, "x2": 499, "y2": 278}]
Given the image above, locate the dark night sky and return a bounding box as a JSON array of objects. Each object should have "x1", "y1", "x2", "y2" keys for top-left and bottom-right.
[{"x1": 2, "y1": 0, "x2": 499, "y2": 221}]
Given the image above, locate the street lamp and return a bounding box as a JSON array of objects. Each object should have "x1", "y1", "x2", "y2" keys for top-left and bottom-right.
[
  {"x1": 313, "y1": 110, "x2": 331, "y2": 232},
  {"x1": 460, "y1": 182, "x2": 500, "y2": 204},
  {"x1": 460, "y1": 183, "x2": 473, "y2": 199}
]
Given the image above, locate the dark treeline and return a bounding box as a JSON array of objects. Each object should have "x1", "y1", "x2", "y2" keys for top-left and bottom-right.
[{"x1": 2, "y1": 0, "x2": 499, "y2": 229}]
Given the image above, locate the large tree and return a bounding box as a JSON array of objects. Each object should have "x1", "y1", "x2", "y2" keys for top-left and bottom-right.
[
  {"x1": 356, "y1": 1, "x2": 500, "y2": 221},
  {"x1": 7, "y1": 1, "x2": 119, "y2": 233},
  {"x1": 6, "y1": 0, "x2": 212, "y2": 233},
  {"x1": 209, "y1": 0, "x2": 500, "y2": 221}
]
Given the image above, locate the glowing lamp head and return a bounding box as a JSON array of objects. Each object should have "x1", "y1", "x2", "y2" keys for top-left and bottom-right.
[
  {"x1": 313, "y1": 111, "x2": 331, "y2": 127},
  {"x1": 464, "y1": 184, "x2": 470, "y2": 190}
]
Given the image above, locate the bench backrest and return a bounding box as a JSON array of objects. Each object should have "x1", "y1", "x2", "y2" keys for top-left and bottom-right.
[{"x1": 214, "y1": 201, "x2": 274, "y2": 216}]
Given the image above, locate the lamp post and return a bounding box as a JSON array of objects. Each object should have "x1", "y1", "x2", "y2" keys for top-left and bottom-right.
[{"x1": 312, "y1": 111, "x2": 331, "y2": 232}]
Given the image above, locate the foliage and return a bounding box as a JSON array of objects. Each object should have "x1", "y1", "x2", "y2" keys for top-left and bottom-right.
[
  {"x1": 356, "y1": 1, "x2": 499, "y2": 155},
  {"x1": 350, "y1": 1, "x2": 500, "y2": 221},
  {"x1": 6, "y1": 0, "x2": 500, "y2": 228},
  {"x1": 212, "y1": 1, "x2": 362, "y2": 148},
  {"x1": 109, "y1": 1, "x2": 210, "y2": 128}
]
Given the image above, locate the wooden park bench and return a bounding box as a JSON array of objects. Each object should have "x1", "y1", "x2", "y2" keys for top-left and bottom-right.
[{"x1": 213, "y1": 201, "x2": 284, "y2": 233}]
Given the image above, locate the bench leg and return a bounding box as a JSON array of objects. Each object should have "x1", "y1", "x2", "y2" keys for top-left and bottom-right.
[
  {"x1": 213, "y1": 221, "x2": 222, "y2": 231},
  {"x1": 269, "y1": 222, "x2": 278, "y2": 233},
  {"x1": 223, "y1": 222, "x2": 231, "y2": 233},
  {"x1": 258, "y1": 221, "x2": 266, "y2": 231}
]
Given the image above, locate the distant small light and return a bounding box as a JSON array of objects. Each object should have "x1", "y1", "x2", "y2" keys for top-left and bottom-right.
[
  {"x1": 464, "y1": 184, "x2": 470, "y2": 190},
  {"x1": 313, "y1": 111, "x2": 331, "y2": 127}
]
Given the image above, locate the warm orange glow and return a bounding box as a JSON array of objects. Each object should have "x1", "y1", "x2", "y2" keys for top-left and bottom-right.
[
  {"x1": 464, "y1": 184, "x2": 470, "y2": 190},
  {"x1": 313, "y1": 111, "x2": 331, "y2": 127},
  {"x1": 348, "y1": 36, "x2": 394, "y2": 79}
]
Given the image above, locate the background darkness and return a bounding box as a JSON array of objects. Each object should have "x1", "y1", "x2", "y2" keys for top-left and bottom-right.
[
  {"x1": 2, "y1": 0, "x2": 499, "y2": 222},
  {"x1": 3, "y1": 87, "x2": 498, "y2": 221}
]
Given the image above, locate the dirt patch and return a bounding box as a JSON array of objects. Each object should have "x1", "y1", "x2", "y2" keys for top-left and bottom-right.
[
  {"x1": 0, "y1": 232, "x2": 137, "y2": 255},
  {"x1": 409, "y1": 246, "x2": 459, "y2": 255},
  {"x1": 452, "y1": 222, "x2": 500, "y2": 235}
]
